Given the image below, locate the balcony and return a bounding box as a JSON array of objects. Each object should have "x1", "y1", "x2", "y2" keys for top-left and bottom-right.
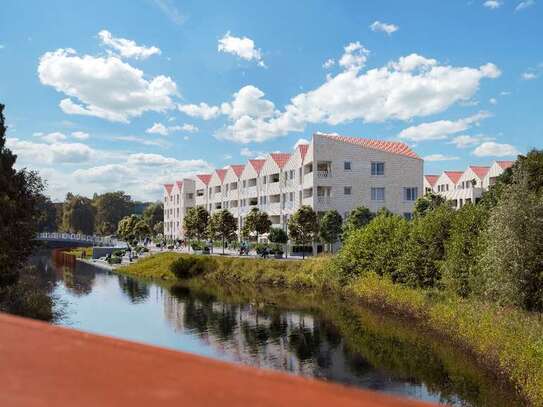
[
  {"x1": 317, "y1": 171, "x2": 330, "y2": 179},
  {"x1": 317, "y1": 196, "x2": 332, "y2": 205}
]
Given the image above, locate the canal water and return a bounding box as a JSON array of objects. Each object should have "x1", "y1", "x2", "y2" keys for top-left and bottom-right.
[{"x1": 35, "y1": 254, "x2": 521, "y2": 406}]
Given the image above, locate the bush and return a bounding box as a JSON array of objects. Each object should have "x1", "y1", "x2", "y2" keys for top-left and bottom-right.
[
  {"x1": 254, "y1": 243, "x2": 270, "y2": 255},
  {"x1": 191, "y1": 241, "x2": 205, "y2": 251},
  {"x1": 112, "y1": 249, "x2": 125, "y2": 257},
  {"x1": 170, "y1": 256, "x2": 216, "y2": 279},
  {"x1": 333, "y1": 212, "x2": 410, "y2": 283},
  {"x1": 108, "y1": 256, "x2": 122, "y2": 265}
]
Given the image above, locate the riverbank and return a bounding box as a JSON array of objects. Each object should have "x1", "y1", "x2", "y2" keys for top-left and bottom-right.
[{"x1": 119, "y1": 253, "x2": 543, "y2": 406}]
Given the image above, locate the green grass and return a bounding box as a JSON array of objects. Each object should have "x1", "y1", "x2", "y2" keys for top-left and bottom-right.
[
  {"x1": 119, "y1": 252, "x2": 543, "y2": 406},
  {"x1": 63, "y1": 247, "x2": 93, "y2": 259}
]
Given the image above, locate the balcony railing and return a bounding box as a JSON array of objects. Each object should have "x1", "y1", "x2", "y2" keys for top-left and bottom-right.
[
  {"x1": 317, "y1": 196, "x2": 332, "y2": 204},
  {"x1": 317, "y1": 171, "x2": 330, "y2": 178}
]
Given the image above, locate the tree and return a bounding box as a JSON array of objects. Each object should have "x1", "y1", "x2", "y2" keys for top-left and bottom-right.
[
  {"x1": 183, "y1": 206, "x2": 209, "y2": 243},
  {"x1": 242, "y1": 208, "x2": 271, "y2": 242},
  {"x1": 153, "y1": 221, "x2": 164, "y2": 237},
  {"x1": 208, "y1": 210, "x2": 237, "y2": 254},
  {"x1": 143, "y1": 202, "x2": 164, "y2": 232},
  {"x1": 288, "y1": 205, "x2": 318, "y2": 259},
  {"x1": 268, "y1": 227, "x2": 288, "y2": 258},
  {"x1": 35, "y1": 196, "x2": 58, "y2": 232},
  {"x1": 319, "y1": 210, "x2": 343, "y2": 252},
  {"x1": 61, "y1": 193, "x2": 95, "y2": 235},
  {"x1": 342, "y1": 206, "x2": 373, "y2": 240},
  {"x1": 117, "y1": 215, "x2": 150, "y2": 244},
  {"x1": 93, "y1": 191, "x2": 134, "y2": 235},
  {"x1": 414, "y1": 193, "x2": 446, "y2": 217}
]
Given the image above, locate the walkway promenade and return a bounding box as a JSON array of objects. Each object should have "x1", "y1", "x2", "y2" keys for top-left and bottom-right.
[{"x1": 0, "y1": 312, "x2": 434, "y2": 407}]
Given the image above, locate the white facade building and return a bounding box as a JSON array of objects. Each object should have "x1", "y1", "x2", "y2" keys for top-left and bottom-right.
[
  {"x1": 425, "y1": 160, "x2": 513, "y2": 209},
  {"x1": 163, "y1": 133, "x2": 423, "y2": 240}
]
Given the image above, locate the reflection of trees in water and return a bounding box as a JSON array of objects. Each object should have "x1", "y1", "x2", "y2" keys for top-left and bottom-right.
[
  {"x1": 117, "y1": 275, "x2": 150, "y2": 304},
  {"x1": 61, "y1": 261, "x2": 97, "y2": 296}
]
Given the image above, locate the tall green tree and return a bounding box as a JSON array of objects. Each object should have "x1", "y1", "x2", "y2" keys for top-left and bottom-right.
[
  {"x1": 288, "y1": 205, "x2": 318, "y2": 259},
  {"x1": 117, "y1": 215, "x2": 150, "y2": 244},
  {"x1": 93, "y1": 191, "x2": 134, "y2": 235},
  {"x1": 414, "y1": 193, "x2": 447, "y2": 218},
  {"x1": 342, "y1": 206, "x2": 373, "y2": 240},
  {"x1": 61, "y1": 193, "x2": 95, "y2": 235},
  {"x1": 208, "y1": 210, "x2": 237, "y2": 254},
  {"x1": 183, "y1": 206, "x2": 209, "y2": 243},
  {"x1": 143, "y1": 202, "x2": 164, "y2": 232},
  {"x1": 35, "y1": 196, "x2": 58, "y2": 232},
  {"x1": 268, "y1": 227, "x2": 289, "y2": 258},
  {"x1": 319, "y1": 210, "x2": 343, "y2": 253},
  {"x1": 242, "y1": 208, "x2": 271, "y2": 241}
]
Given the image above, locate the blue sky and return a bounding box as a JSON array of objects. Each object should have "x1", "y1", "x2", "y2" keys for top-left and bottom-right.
[{"x1": 0, "y1": 0, "x2": 541, "y2": 201}]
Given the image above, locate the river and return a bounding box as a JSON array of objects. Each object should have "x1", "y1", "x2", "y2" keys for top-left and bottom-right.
[{"x1": 33, "y1": 253, "x2": 521, "y2": 406}]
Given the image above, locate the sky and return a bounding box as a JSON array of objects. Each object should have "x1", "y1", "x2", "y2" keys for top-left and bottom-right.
[{"x1": 0, "y1": 0, "x2": 541, "y2": 202}]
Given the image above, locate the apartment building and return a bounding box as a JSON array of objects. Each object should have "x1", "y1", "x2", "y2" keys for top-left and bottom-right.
[
  {"x1": 163, "y1": 132, "x2": 424, "y2": 240},
  {"x1": 424, "y1": 160, "x2": 513, "y2": 209}
]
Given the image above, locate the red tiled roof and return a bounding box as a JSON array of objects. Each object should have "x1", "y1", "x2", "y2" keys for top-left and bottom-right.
[
  {"x1": 164, "y1": 184, "x2": 173, "y2": 194},
  {"x1": 297, "y1": 144, "x2": 309, "y2": 162},
  {"x1": 175, "y1": 181, "x2": 183, "y2": 190},
  {"x1": 424, "y1": 175, "x2": 439, "y2": 187},
  {"x1": 469, "y1": 166, "x2": 490, "y2": 179},
  {"x1": 497, "y1": 160, "x2": 514, "y2": 170},
  {"x1": 249, "y1": 159, "x2": 265, "y2": 174},
  {"x1": 230, "y1": 164, "x2": 245, "y2": 178},
  {"x1": 270, "y1": 153, "x2": 291, "y2": 169},
  {"x1": 196, "y1": 174, "x2": 212, "y2": 185},
  {"x1": 215, "y1": 169, "x2": 227, "y2": 183},
  {"x1": 323, "y1": 134, "x2": 420, "y2": 159},
  {"x1": 444, "y1": 171, "x2": 463, "y2": 184}
]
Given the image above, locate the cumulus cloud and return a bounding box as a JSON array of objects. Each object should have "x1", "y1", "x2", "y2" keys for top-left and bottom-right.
[
  {"x1": 449, "y1": 134, "x2": 494, "y2": 148},
  {"x1": 38, "y1": 48, "x2": 178, "y2": 122},
  {"x1": 370, "y1": 21, "x2": 399, "y2": 35},
  {"x1": 338, "y1": 42, "x2": 370, "y2": 72},
  {"x1": 178, "y1": 102, "x2": 221, "y2": 120},
  {"x1": 98, "y1": 30, "x2": 161, "y2": 60},
  {"x1": 423, "y1": 154, "x2": 460, "y2": 161},
  {"x1": 6, "y1": 138, "x2": 95, "y2": 164},
  {"x1": 71, "y1": 131, "x2": 90, "y2": 140},
  {"x1": 112, "y1": 135, "x2": 169, "y2": 147},
  {"x1": 522, "y1": 71, "x2": 538, "y2": 80},
  {"x1": 398, "y1": 111, "x2": 492, "y2": 141},
  {"x1": 322, "y1": 58, "x2": 335, "y2": 69},
  {"x1": 473, "y1": 142, "x2": 520, "y2": 157},
  {"x1": 516, "y1": 0, "x2": 535, "y2": 11},
  {"x1": 483, "y1": 1, "x2": 502, "y2": 9},
  {"x1": 146, "y1": 122, "x2": 199, "y2": 135},
  {"x1": 218, "y1": 32, "x2": 265, "y2": 67}
]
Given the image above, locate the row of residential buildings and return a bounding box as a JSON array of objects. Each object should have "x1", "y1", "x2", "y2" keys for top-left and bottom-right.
[
  {"x1": 424, "y1": 160, "x2": 513, "y2": 209},
  {"x1": 163, "y1": 133, "x2": 423, "y2": 240}
]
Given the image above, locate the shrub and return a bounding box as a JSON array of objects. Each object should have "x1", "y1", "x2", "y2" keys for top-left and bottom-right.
[
  {"x1": 170, "y1": 256, "x2": 216, "y2": 279},
  {"x1": 191, "y1": 241, "x2": 205, "y2": 251},
  {"x1": 254, "y1": 243, "x2": 269, "y2": 255}
]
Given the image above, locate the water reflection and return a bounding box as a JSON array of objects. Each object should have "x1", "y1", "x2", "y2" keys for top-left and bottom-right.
[{"x1": 44, "y1": 254, "x2": 521, "y2": 407}]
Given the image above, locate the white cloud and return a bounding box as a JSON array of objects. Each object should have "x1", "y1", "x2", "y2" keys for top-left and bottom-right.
[
  {"x1": 6, "y1": 138, "x2": 95, "y2": 164},
  {"x1": 449, "y1": 134, "x2": 494, "y2": 148},
  {"x1": 240, "y1": 147, "x2": 265, "y2": 158},
  {"x1": 338, "y1": 42, "x2": 370, "y2": 72},
  {"x1": 423, "y1": 154, "x2": 460, "y2": 161},
  {"x1": 473, "y1": 142, "x2": 520, "y2": 157},
  {"x1": 293, "y1": 138, "x2": 310, "y2": 149},
  {"x1": 98, "y1": 30, "x2": 161, "y2": 60},
  {"x1": 489, "y1": 97, "x2": 498, "y2": 105},
  {"x1": 516, "y1": 0, "x2": 535, "y2": 11},
  {"x1": 370, "y1": 21, "x2": 399, "y2": 35},
  {"x1": 113, "y1": 135, "x2": 169, "y2": 147},
  {"x1": 522, "y1": 71, "x2": 538, "y2": 80},
  {"x1": 40, "y1": 132, "x2": 67, "y2": 143},
  {"x1": 152, "y1": 0, "x2": 186, "y2": 25},
  {"x1": 178, "y1": 102, "x2": 221, "y2": 120},
  {"x1": 322, "y1": 58, "x2": 335, "y2": 69},
  {"x1": 71, "y1": 131, "x2": 89, "y2": 140},
  {"x1": 483, "y1": 1, "x2": 502, "y2": 9},
  {"x1": 38, "y1": 48, "x2": 178, "y2": 123},
  {"x1": 146, "y1": 122, "x2": 199, "y2": 135},
  {"x1": 398, "y1": 111, "x2": 492, "y2": 141},
  {"x1": 218, "y1": 32, "x2": 265, "y2": 67}
]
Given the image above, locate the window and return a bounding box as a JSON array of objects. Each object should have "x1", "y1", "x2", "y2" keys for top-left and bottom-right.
[
  {"x1": 289, "y1": 192, "x2": 294, "y2": 202},
  {"x1": 344, "y1": 161, "x2": 352, "y2": 171},
  {"x1": 371, "y1": 162, "x2": 385, "y2": 176},
  {"x1": 344, "y1": 186, "x2": 352, "y2": 195},
  {"x1": 371, "y1": 187, "x2": 385, "y2": 201},
  {"x1": 404, "y1": 187, "x2": 418, "y2": 201}
]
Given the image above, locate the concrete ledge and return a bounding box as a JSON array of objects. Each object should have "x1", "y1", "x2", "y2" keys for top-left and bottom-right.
[{"x1": 0, "y1": 312, "x2": 435, "y2": 407}]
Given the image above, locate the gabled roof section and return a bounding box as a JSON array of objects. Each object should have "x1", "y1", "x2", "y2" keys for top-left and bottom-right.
[
  {"x1": 175, "y1": 181, "x2": 183, "y2": 190},
  {"x1": 297, "y1": 144, "x2": 309, "y2": 162},
  {"x1": 270, "y1": 153, "x2": 291, "y2": 169},
  {"x1": 497, "y1": 160, "x2": 514, "y2": 170},
  {"x1": 424, "y1": 175, "x2": 439, "y2": 187},
  {"x1": 249, "y1": 159, "x2": 265, "y2": 174},
  {"x1": 164, "y1": 184, "x2": 174, "y2": 194},
  {"x1": 215, "y1": 169, "x2": 227, "y2": 183},
  {"x1": 196, "y1": 174, "x2": 212, "y2": 185},
  {"x1": 469, "y1": 166, "x2": 490, "y2": 179},
  {"x1": 444, "y1": 171, "x2": 463, "y2": 184},
  {"x1": 230, "y1": 164, "x2": 245, "y2": 178},
  {"x1": 323, "y1": 134, "x2": 420, "y2": 160}
]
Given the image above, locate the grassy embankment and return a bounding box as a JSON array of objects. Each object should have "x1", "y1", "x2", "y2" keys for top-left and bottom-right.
[{"x1": 119, "y1": 253, "x2": 543, "y2": 406}]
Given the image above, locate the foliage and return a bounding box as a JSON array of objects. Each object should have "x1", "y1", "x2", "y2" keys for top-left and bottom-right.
[
  {"x1": 414, "y1": 192, "x2": 446, "y2": 217},
  {"x1": 398, "y1": 204, "x2": 455, "y2": 288},
  {"x1": 440, "y1": 203, "x2": 488, "y2": 297},
  {"x1": 288, "y1": 205, "x2": 318, "y2": 259},
  {"x1": 93, "y1": 191, "x2": 134, "y2": 235},
  {"x1": 170, "y1": 256, "x2": 216, "y2": 279},
  {"x1": 183, "y1": 206, "x2": 209, "y2": 241},
  {"x1": 153, "y1": 221, "x2": 164, "y2": 236},
  {"x1": 268, "y1": 227, "x2": 288, "y2": 244},
  {"x1": 61, "y1": 193, "x2": 95, "y2": 235},
  {"x1": 35, "y1": 195, "x2": 58, "y2": 232},
  {"x1": 242, "y1": 208, "x2": 271, "y2": 240},
  {"x1": 143, "y1": 202, "x2": 164, "y2": 232},
  {"x1": 333, "y1": 212, "x2": 410, "y2": 283},
  {"x1": 319, "y1": 210, "x2": 343, "y2": 251},
  {"x1": 207, "y1": 209, "x2": 237, "y2": 254},
  {"x1": 342, "y1": 206, "x2": 373, "y2": 240},
  {"x1": 117, "y1": 215, "x2": 150, "y2": 244}
]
